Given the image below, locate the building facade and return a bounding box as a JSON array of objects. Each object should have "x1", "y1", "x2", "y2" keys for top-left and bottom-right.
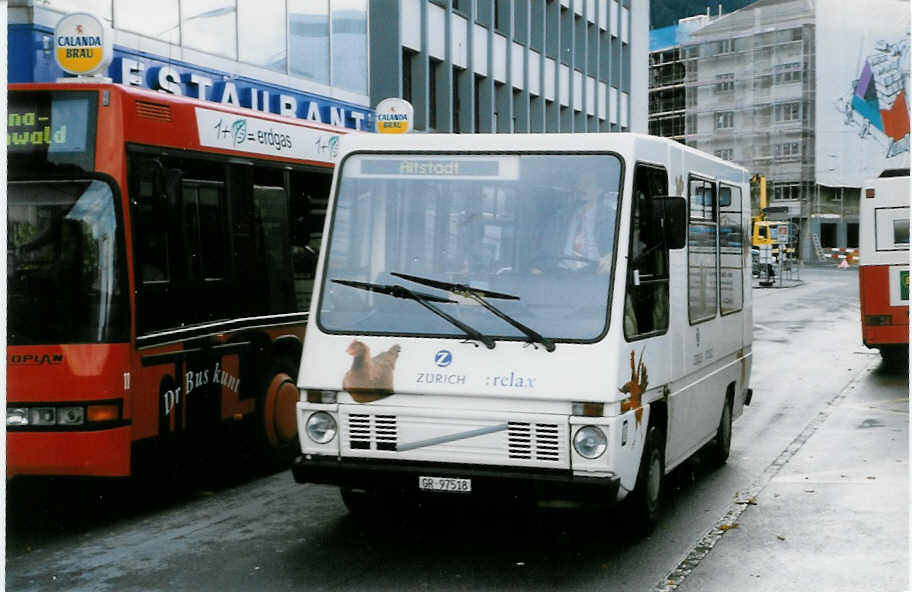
[
  {"x1": 8, "y1": 0, "x2": 649, "y2": 135},
  {"x1": 370, "y1": 0, "x2": 648, "y2": 133},
  {"x1": 8, "y1": 0, "x2": 374, "y2": 131}
]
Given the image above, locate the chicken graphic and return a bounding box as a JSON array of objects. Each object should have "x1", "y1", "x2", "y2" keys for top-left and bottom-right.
[
  {"x1": 619, "y1": 349, "x2": 648, "y2": 426},
  {"x1": 342, "y1": 340, "x2": 402, "y2": 403}
]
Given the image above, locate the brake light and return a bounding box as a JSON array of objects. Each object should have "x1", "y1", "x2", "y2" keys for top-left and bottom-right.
[{"x1": 865, "y1": 314, "x2": 893, "y2": 326}]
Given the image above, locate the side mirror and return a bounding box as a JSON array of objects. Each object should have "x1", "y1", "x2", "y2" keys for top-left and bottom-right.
[{"x1": 651, "y1": 196, "x2": 687, "y2": 250}]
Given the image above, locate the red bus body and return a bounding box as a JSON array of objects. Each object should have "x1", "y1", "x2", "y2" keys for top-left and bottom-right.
[
  {"x1": 858, "y1": 174, "x2": 910, "y2": 362},
  {"x1": 7, "y1": 83, "x2": 348, "y2": 477}
]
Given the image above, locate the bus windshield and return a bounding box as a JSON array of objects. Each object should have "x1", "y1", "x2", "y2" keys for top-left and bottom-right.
[
  {"x1": 319, "y1": 153, "x2": 623, "y2": 342},
  {"x1": 8, "y1": 180, "x2": 128, "y2": 345}
]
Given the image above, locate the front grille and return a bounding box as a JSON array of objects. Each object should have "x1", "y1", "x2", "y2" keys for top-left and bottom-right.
[
  {"x1": 342, "y1": 408, "x2": 566, "y2": 466},
  {"x1": 348, "y1": 413, "x2": 398, "y2": 451},
  {"x1": 508, "y1": 422, "x2": 561, "y2": 462}
]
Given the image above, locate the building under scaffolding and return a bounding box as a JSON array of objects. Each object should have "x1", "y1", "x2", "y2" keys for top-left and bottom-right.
[
  {"x1": 681, "y1": 0, "x2": 853, "y2": 262},
  {"x1": 648, "y1": 14, "x2": 713, "y2": 144}
]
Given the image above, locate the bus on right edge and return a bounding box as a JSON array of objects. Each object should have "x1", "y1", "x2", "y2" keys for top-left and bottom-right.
[{"x1": 858, "y1": 170, "x2": 910, "y2": 364}]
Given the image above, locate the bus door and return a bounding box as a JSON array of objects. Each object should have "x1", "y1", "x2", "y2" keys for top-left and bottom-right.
[
  {"x1": 130, "y1": 158, "x2": 232, "y2": 445},
  {"x1": 671, "y1": 175, "x2": 721, "y2": 458}
]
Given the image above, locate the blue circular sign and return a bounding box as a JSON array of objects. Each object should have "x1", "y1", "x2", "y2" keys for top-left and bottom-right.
[{"x1": 434, "y1": 350, "x2": 453, "y2": 367}]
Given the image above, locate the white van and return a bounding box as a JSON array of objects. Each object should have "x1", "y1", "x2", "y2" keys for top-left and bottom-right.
[{"x1": 293, "y1": 133, "x2": 753, "y2": 529}]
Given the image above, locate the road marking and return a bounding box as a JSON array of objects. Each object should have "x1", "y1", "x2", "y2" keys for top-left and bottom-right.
[{"x1": 652, "y1": 357, "x2": 878, "y2": 592}]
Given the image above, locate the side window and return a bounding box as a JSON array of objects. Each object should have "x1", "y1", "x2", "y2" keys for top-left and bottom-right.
[
  {"x1": 181, "y1": 181, "x2": 228, "y2": 283},
  {"x1": 688, "y1": 176, "x2": 718, "y2": 323},
  {"x1": 182, "y1": 178, "x2": 229, "y2": 323},
  {"x1": 719, "y1": 184, "x2": 743, "y2": 315},
  {"x1": 253, "y1": 181, "x2": 296, "y2": 314},
  {"x1": 624, "y1": 164, "x2": 670, "y2": 339},
  {"x1": 132, "y1": 159, "x2": 170, "y2": 285}
]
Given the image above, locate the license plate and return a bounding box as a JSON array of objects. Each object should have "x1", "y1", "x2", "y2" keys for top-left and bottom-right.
[{"x1": 418, "y1": 476, "x2": 472, "y2": 493}]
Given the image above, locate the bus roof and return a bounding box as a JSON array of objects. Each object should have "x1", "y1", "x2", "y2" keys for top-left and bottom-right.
[
  {"x1": 333, "y1": 131, "x2": 749, "y2": 175},
  {"x1": 9, "y1": 81, "x2": 352, "y2": 134}
]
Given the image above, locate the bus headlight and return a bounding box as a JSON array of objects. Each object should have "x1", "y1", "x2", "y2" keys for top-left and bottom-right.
[
  {"x1": 573, "y1": 426, "x2": 607, "y2": 459},
  {"x1": 7, "y1": 408, "x2": 29, "y2": 426},
  {"x1": 57, "y1": 407, "x2": 86, "y2": 426},
  {"x1": 305, "y1": 411, "x2": 337, "y2": 444},
  {"x1": 30, "y1": 407, "x2": 57, "y2": 426}
]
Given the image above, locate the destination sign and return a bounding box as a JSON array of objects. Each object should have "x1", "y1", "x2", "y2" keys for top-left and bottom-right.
[
  {"x1": 353, "y1": 156, "x2": 519, "y2": 180},
  {"x1": 7, "y1": 91, "x2": 95, "y2": 171}
]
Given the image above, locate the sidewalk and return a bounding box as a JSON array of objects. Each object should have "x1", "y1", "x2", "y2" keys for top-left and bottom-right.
[{"x1": 675, "y1": 360, "x2": 910, "y2": 592}]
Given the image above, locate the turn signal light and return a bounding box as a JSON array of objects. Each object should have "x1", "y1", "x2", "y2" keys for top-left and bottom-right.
[
  {"x1": 572, "y1": 402, "x2": 605, "y2": 417},
  {"x1": 87, "y1": 404, "x2": 120, "y2": 422},
  {"x1": 307, "y1": 390, "x2": 338, "y2": 404}
]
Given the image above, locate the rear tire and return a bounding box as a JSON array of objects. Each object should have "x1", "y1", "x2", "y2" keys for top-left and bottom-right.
[
  {"x1": 880, "y1": 345, "x2": 909, "y2": 368},
  {"x1": 624, "y1": 426, "x2": 664, "y2": 535},
  {"x1": 705, "y1": 394, "x2": 733, "y2": 468}
]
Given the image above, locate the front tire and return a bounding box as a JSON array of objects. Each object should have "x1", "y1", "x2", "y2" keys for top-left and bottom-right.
[
  {"x1": 340, "y1": 488, "x2": 374, "y2": 515},
  {"x1": 255, "y1": 355, "x2": 301, "y2": 466}
]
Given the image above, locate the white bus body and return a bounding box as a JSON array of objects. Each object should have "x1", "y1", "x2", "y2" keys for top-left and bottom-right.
[{"x1": 293, "y1": 133, "x2": 753, "y2": 526}]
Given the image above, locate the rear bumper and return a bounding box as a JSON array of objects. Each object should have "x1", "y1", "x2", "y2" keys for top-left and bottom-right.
[
  {"x1": 863, "y1": 324, "x2": 909, "y2": 348},
  {"x1": 292, "y1": 454, "x2": 620, "y2": 502},
  {"x1": 7, "y1": 426, "x2": 132, "y2": 478}
]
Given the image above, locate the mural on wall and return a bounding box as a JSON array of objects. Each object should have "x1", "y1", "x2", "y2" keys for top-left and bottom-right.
[
  {"x1": 816, "y1": 0, "x2": 910, "y2": 186},
  {"x1": 836, "y1": 38, "x2": 911, "y2": 160}
]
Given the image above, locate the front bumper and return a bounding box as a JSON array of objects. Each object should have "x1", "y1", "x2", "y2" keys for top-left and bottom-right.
[
  {"x1": 292, "y1": 454, "x2": 620, "y2": 502},
  {"x1": 7, "y1": 425, "x2": 132, "y2": 478}
]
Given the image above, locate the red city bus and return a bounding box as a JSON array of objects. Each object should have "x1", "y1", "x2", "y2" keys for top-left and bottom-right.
[
  {"x1": 858, "y1": 171, "x2": 910, "y2": 364},
  {"x1": 7, "y1": 82, "x2": 350, "y2": 477}
]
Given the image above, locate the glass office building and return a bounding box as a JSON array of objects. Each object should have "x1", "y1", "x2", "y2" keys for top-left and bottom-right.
[
  {"x1": 8, "y1": 0, "x2": 373, "y2": 130},
  {"x1": 370, "y1": 0, "x2": 648, "y2": 133}
]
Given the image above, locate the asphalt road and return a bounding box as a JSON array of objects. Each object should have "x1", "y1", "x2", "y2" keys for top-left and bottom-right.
[{"x1": 6, "y1": 266, "x2": 908, "y2": 591}]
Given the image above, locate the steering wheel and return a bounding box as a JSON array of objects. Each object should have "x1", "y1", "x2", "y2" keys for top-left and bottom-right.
[{"x1": 530, "y1": 256, "x2": 598, "y2": 272}]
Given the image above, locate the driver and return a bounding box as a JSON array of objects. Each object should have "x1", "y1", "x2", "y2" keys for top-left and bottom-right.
[{"x1": 533, "y1": 173, "x2": 616, "y2": 273}]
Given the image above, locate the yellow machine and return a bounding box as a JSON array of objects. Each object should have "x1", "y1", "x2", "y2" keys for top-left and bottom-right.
[
  {"x1": 750, "y1": 174, "x2": 796, "y2": 266},
  {"x1": 750, "y1": 174, "x2": 776, "y2": 248}
]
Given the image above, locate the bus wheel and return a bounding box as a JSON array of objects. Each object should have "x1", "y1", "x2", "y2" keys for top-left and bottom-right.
[
  {"x1": 880, "y1": 345, "x2": 909, "y2": 368},
  {"x1": 340, "y1": 488, "x2": 408, "y2": 521},
  {"x1": 625, "y1": 426, "x2": 664, "y2": 534},
  {"x1": 340, "y1": 488, "x2": 375, "y2": 515},
  {"x1": 705, "y1": 394, "x2": 733, "y2": 467},
  {"x1": 257, "y1": 357, "x2": 300, "y2": 464}
]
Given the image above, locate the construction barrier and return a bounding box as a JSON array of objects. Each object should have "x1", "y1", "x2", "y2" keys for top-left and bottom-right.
[{"x1": 826, "y1": 247, "x2": 859, "y2": 265}]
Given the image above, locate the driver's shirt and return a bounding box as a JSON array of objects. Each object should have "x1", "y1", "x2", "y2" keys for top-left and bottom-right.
[{"x1": 562, "y1": 203, "x2": 599, "y2": 268}]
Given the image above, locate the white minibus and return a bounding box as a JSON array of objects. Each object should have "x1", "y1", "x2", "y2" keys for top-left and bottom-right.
[{"x1": 293, "y1": 133, "x2": 753, "y2": 530}]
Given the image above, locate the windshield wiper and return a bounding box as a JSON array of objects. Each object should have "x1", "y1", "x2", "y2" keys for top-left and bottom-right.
[
  {"x1": 330, "y1": 279, "x2": 496, "y2": 349},
  {"x1": 391, "y1": 272, "x2": 556, "y2": 352}
]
